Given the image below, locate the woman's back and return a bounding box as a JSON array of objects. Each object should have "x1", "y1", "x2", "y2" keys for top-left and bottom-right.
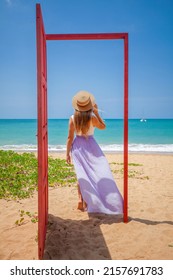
[{"x1": 71, "y1": 115, "x2": 95, "y2": 136}]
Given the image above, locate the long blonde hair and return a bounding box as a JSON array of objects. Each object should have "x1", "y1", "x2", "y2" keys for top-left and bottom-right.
[{"x1": 74, "y1": 109, "x2": 92, "y2": 135}]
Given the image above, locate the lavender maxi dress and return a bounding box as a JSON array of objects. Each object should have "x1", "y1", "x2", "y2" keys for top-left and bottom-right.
[{"x1": 71, "y1": 117, "x2": 123, "y2": 215}]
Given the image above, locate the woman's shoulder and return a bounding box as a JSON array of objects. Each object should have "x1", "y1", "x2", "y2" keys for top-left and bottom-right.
[{"x1": 69, "y1": 115, "x2": 74, "y2": 126}]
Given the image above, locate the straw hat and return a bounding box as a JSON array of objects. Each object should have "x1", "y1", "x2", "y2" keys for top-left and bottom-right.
[{"x1": 72, "y1": 90, "x2": 95, "y2": 112}]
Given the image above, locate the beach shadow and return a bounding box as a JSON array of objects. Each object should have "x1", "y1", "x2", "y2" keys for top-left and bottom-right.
[
  {"x1": 88, "y1": 213, "x2": 123, "y2": 224},
  {"x1": 43, "y1": 213, "x2": 123, "y2": 260},
  {"x1": 129, "y1": 217, "x2": 173, "y2": 226}
]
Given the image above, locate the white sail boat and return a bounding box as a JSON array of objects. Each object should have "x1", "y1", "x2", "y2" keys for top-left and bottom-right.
[{"x1": 140, "y1": 118, "x2": 147, "y2": 122}]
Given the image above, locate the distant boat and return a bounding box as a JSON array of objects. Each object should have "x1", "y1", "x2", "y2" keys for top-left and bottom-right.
[{"x1": 140, "y1": 118, "x2": 147, "y2": 122}]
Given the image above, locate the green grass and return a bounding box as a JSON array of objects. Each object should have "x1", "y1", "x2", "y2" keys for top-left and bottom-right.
[
  {"x1": 111, "y1": 162, "x2": 143, "y2": 166},
  {"x1": 48, "y1": 157, "x2": 76, "y2": 186},
  {"x1": 0, "y1": 150, "x2": 149, "y2": 200},
  {"x1": 15, "y1": 210, "x2": 38, "y2": 226},
  {"x1": 0, "y1": 150, "x2": 76, "y2": 200},
  {"x1": 110, "y1": 161, "x2": 149, "y2": 180}
]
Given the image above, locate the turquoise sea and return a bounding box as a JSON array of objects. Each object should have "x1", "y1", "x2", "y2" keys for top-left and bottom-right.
[{"x1": 0, "y1": 119, "x2": 173, "y2": 153}]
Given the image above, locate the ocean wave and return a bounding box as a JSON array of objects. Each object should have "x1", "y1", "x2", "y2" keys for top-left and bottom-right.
[
  {"x1": 0, "y1": 144, "x2": 38, "y2": 152},
  {"x1": 100, "y1": 144, "x2": 173, "y2": 153},
  {"x1": 0, "y1": 143, "x2": 173, "y2": 153}
]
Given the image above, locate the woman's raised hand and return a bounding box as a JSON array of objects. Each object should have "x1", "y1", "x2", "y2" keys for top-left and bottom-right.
[{"x1": 93, "y1": 103, "x2": 98, "y2": 114}]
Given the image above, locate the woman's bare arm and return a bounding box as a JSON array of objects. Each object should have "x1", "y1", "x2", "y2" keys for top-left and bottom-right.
[
  {"x1": 66, "y1": 117, "x2": 75, "y2": 164},
  {"x1": 92, "y1": 104, "x2": 106, "y2": 130}
]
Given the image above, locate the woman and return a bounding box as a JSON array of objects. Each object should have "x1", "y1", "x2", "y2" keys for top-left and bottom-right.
[{"x1": 66, "y1": 90, "x2": 123, "y2": 214}]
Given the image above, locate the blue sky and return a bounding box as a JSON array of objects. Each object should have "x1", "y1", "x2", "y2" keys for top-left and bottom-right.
[{"x1": 0, "y1": 0, "x2": 173, "y2": 119}]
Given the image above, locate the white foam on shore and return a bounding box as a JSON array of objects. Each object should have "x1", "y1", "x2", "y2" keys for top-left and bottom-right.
[
  {"x1": 1, "y1": 143, "x2": 173, "y2": 154},
  {"x1": 100, "y1": 143, "x2": 173, "y2": 153}
]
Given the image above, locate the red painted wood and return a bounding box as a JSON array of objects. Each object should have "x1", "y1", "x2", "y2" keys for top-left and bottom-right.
[
  {"x1": 46, "y1": 33, "x2": 129, "y2": 222},
  {"x1": 123, "y1": 34, "x2": 128, "y2": 223},
  {"x1": 46, "y1": 33, "x2": 127, "y2": 41},
  {"x1": 36, "y1": 4, "x2": 129, "y2": 259},
  {"x1": 36, "y1": 3, "x2": 48, "y2": 260}
]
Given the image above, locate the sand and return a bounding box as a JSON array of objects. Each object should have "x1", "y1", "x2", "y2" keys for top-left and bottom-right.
[{"x1": 0, "y1": 153, "x2": 173, "y2": 260}]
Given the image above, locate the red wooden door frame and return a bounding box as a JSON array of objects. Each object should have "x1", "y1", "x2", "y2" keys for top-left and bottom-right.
[
  {"x1": 36, "y1": 3, "x2": 128, "y2": 260},
  {"x1": 46, "y1": 32, "x2": 129, "y2": 225},
  {"x1": 36, "y1": 4, "x2": 48, "y2": 260}
]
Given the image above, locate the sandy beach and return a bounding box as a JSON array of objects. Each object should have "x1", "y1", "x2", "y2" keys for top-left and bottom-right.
[{"x1": 0, "y1": 152, "x2": 173, "y2": 260}]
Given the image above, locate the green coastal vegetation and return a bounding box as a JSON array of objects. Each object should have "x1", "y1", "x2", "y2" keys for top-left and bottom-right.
[
  {"x1": 0, "y1": 150, "x2": 149, "y2": 200},
  {"x1": 0, "y1": 150, "x2": 76, "y2": 200}
]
